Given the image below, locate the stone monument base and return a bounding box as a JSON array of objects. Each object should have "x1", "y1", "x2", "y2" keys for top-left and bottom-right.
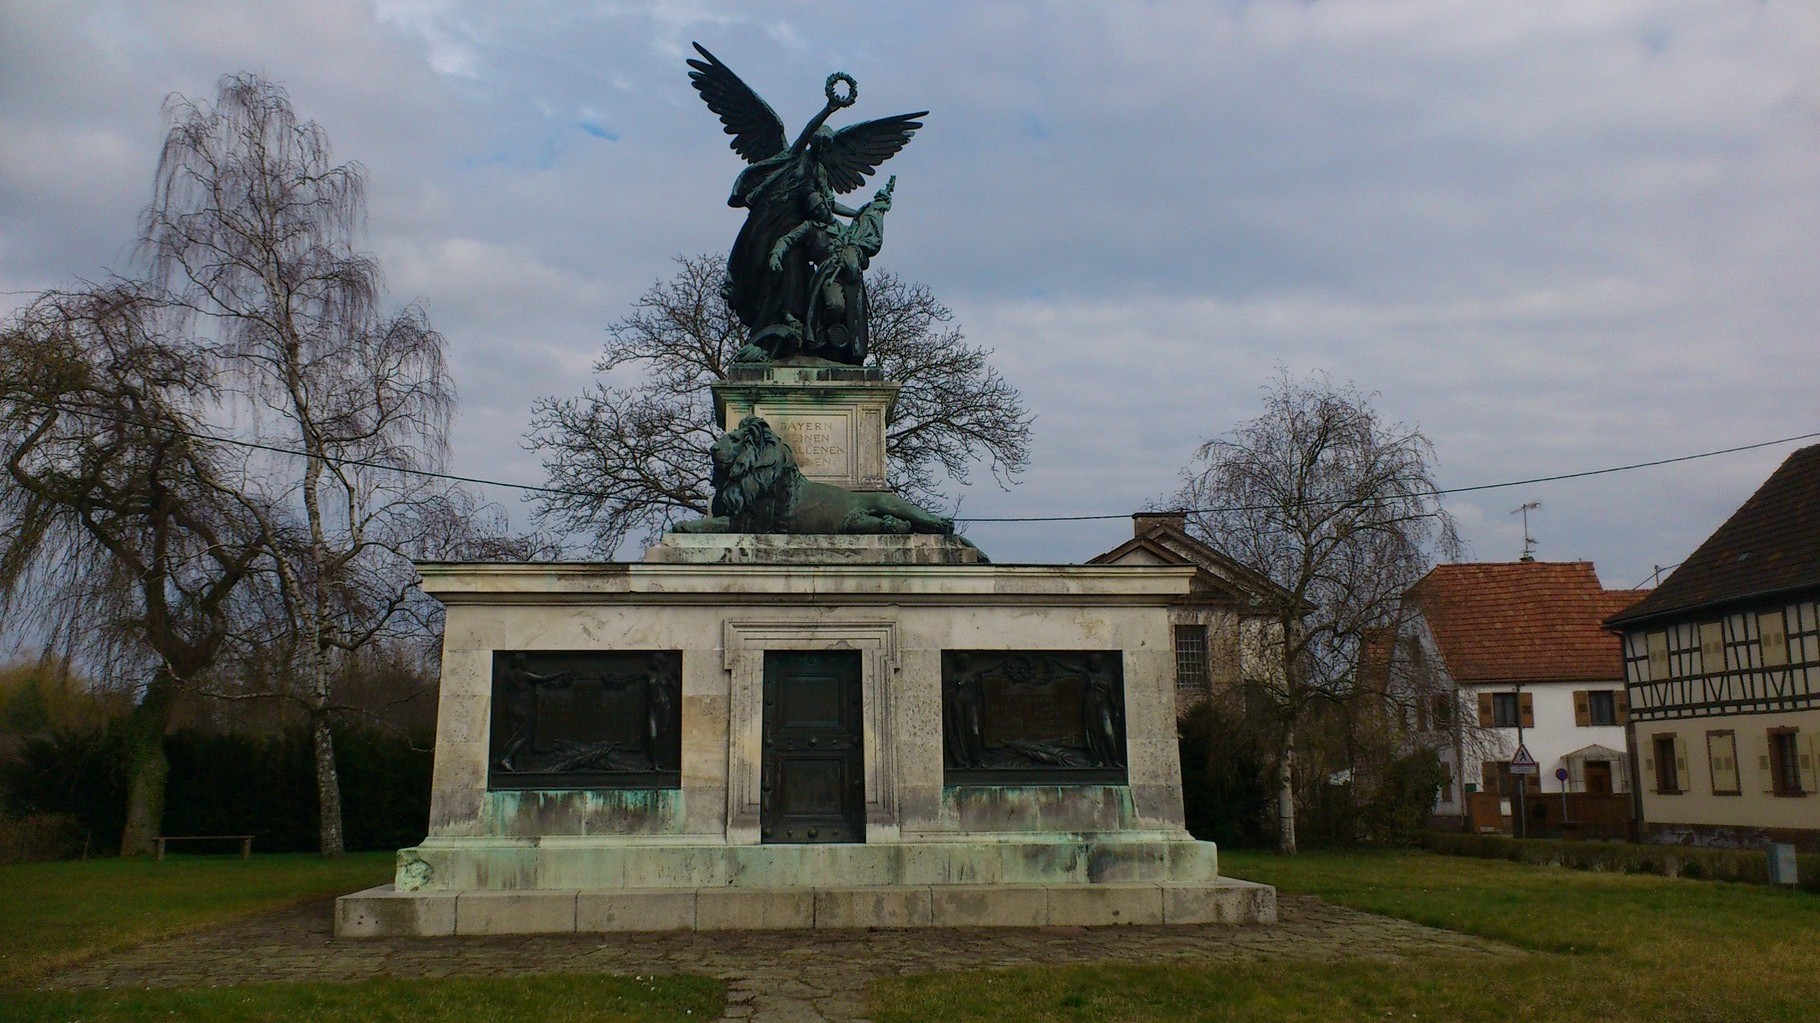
[
  {"x1": 338, "y1": 559, "x2": 1277, "y2": 937},
  {"x1": 337, "y1": 877, "x2": 1275, "y2": 936}
]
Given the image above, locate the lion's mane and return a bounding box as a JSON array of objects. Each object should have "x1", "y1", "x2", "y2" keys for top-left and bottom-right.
[{"x1": 710, "y1": 417, "x2": 803, "y2": 532}]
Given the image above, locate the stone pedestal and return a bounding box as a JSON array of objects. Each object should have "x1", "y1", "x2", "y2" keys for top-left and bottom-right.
[
  {"x1": 335, "y1": 559, "x2": 1277, "y2": 935},
  {"x1": 712, "y1": 362, "x2": 898, "y2": 491}
]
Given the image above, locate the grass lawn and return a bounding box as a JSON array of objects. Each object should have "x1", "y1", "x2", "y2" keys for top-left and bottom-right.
[
  {"x1": 870, "y1": 848, "x2": 1820, "y2": 1023},
  {"x1": 1, "y1": 853, "x2": 721, "y2": 1022},
  {"x1": 5, "y1": 974, "x2": 724, "y2": 1023},
  {"x1": 0, "y1": 852, "x2": 395, "y2": 988}
]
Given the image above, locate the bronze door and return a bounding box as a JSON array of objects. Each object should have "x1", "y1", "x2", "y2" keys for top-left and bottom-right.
[{"x1": 762, "y1": 651, "x2": 864, "y2": 843}]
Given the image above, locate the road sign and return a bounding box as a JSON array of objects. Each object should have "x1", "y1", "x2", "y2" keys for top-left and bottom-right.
[{"x1": 1510, "y1": 743, "x2": 1539, "y2": 776}]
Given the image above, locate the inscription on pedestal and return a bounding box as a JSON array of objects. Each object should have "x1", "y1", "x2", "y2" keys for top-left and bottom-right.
[{"x1": 770, "y1": 414, "x2": 850, "y2": 478}]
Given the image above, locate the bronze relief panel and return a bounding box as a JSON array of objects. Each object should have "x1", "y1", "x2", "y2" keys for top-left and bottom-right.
[
  {"x1": 943, "y1": 650, "x2": 1127, "y2": 785},
  {"x1": 488, "y1": 651, "x2": 681, "y2": 790}
]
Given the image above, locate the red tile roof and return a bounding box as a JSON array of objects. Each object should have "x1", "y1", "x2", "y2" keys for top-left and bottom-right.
[
  {"x1": 1605, "y1": 444, "x2": 1820, "y2": 627},
  {"x1": 1407, "y1": 561, "x2": 1640, "y2": 684}
]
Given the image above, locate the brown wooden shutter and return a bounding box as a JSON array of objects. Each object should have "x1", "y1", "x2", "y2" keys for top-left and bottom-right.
[
  {"x1": 1761, "y1": 734, "x2": 1777, "y2": 794},
  {"x1": 1673, "y1": 735, "x2": 1690, "y2": 794},
  {"x1": 1478, "y1": 693, "x2": 1494, "y2": 728},
  {"x1": 1760, "y1": 612, "x2": 1789, "y2": 667},
  {"x1": 1519, "y1": 692, "x2": 1535, "y2": 729},
  {"x1": 1647, "y1": 632, "x2": 1669, "y2": 680},
  {"x1": 1800, "y1": 733, "x2": 1818, "y2": 794},
  {"x1": 1615, "y1": 690, "x2": 1630, "y2": 724},
  {"x1": 1573, "y1": 691, "x2": 1590, "y2": 726},
  {"x1": 1699, "y1": 622, "x2": 1725, "y2": 673}
]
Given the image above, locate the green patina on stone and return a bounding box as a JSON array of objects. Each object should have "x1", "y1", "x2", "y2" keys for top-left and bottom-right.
[
  {"x1": 941, "y1": 784, "x2": 1136, "y2": 832},
  {"x1": 488, "y1": 788, "x2": 685, "y2": 838}
]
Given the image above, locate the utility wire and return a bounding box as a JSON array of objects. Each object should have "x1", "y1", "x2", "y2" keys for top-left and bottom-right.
[
  {"x1": 13, "y1": 396, "x2": 1818, "y2": 523},
  {"x1": 11, "y1": 396, "x2": 600, "y2": 498},
  {"x1": 964, "y1": 429, "x2": 1820, "y2": 522}
]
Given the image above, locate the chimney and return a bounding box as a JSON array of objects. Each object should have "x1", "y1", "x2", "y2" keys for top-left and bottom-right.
[{"x1": 1132, "y1": 510, "x2": 1187, "y2": 538}]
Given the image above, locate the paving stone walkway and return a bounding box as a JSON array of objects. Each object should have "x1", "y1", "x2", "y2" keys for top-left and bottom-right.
[{"x1": 45, "y1": 894, "x2": 1518, "y2": 1022}]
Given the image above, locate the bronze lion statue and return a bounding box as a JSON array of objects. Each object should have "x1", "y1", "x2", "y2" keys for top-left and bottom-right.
[{"x1": 672, "y1": 416, "x2": 968, "y2": 539}]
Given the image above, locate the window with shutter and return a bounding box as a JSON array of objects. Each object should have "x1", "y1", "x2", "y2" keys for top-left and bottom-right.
[
  {"x1": 1480, "y1": 760, "x2": 1504, "y2": 797},
  {"x1": 1491, "y1": 693, "x2": 1520, "y2": 728},
  {"x1": 1647, "y1": 632, "x2": 1670, "y2": 680},
  {"x1": 1699, "y1": 621, "x2": 1725, "y2": 674},
  {"x1": 1706, "y1": 730, "x2": 1740, "y2": 795},
  {"x1": 1759, "y1": 611, "x2": 1790, "y2": 668},
  {"x1": 1432, "y1": 693, "x2": 1455, "y2": 727},
  {"x1": 1587, "y1": 691, "x2": 1617, "y2": 726},
  {"x1": 1652, "y1": 734, "x2": 1680, "y2": 794},
  {"x1": 1768, "y1": 729, "x2": 1803, "y2": 796}
]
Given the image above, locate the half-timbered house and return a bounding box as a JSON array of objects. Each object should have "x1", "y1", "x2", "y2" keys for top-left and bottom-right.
[{"x1": 1605, "y1": 444, "x2": 1820, "y2": 850}]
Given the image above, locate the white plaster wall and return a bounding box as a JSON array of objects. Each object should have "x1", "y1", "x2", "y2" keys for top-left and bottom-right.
[{"x1": 1464, "y1": 682, "x2": 1630, "y2": 794}]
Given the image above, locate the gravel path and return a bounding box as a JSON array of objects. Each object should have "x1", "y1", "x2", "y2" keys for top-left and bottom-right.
[{"x1": 43, "y1": 893, "x2": 1518, "y2": 1022}]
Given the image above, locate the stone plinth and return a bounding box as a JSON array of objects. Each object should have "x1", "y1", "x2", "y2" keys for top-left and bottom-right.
[
  {"x1": 335, "y1": 560, "x2": 1276, "y2": 935},
  {"x1": 338, "y1": 878, "x2": 1277, "y2": 936},
  {"x1": 644, "y1": 533, "x2": 984, "y2": 565},
  {"x1": 712, "y1": 362, "x2": 898, "y2": 491}
]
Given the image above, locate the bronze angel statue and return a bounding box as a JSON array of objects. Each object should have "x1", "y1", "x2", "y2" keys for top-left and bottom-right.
[{"x1": 687, "y1": 43, "x2": 925, "y2": 365}]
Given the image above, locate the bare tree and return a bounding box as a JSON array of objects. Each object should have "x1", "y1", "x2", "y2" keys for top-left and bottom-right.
[
  {"x1": 1173, "y1": 370, "x2": 1458, "y2": 853},
  {"x1": 528, "y1": 254, "x2": 1032, "y2": 553},
  {"x1": 140, "y1": 73, "x2": 455, "y2": 857},
  {"x1": 0, "y1": 285, "x2": 266, "y2": 855}
]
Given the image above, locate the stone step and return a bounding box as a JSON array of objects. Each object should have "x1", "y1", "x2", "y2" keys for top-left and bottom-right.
[{"x1": 336, "y1": 878, "x2": 1277, "y2": 937}]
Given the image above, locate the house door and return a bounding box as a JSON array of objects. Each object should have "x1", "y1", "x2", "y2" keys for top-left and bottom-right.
[
  {"x1": 761, "y1": 651, "x2": 865, "y2": 843},
  {"x1": 1585, "y1": 760, "x2": 1613, "y2": 794}
]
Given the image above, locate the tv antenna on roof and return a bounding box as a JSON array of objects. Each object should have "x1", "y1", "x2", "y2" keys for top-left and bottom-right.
[{"x1": 1511, "y1": 501, "x2": 1541, "y2": 561}]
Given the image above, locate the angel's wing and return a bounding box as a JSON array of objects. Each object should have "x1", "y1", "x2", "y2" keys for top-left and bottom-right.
[
  {"x1": 687, "y1": 43, "x2": 787, "y2": 164},
  {"x1": 817, "y1": 112, "x2": 927, "y2": 194}
]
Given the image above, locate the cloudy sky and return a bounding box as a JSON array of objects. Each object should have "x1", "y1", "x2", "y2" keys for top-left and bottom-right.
[{"x1": 4, "y1": 1, "x2": 1816, "y2": 586}]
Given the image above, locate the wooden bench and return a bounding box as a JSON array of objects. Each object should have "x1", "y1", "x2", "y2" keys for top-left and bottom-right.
[{"x1": 154, "y1": 834, "x2": 255, "y2": 860}]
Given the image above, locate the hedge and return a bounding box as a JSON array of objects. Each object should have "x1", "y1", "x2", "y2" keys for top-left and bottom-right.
[
  {"x1": 1423, "y1": 830, "x2": 1820, "y2": 893},
  {"x1": 1, "y1": 724, "x2": 430, "y2": 857}
]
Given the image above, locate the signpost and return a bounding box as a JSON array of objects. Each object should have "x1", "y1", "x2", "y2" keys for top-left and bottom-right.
[{"x1": 1510, "y1": 743, "x2": 1537, "y2": 839}]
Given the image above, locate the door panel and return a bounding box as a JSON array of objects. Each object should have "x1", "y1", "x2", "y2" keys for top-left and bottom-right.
[{"x1": 762, "y1": 651, "x2": 864, "y2": 843}]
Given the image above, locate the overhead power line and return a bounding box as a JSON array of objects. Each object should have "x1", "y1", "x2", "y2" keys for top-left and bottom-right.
[
  {"x1": 12, "y1": 396, "x2": 1818, "y2": 523},
  {"x1": 963, "y1": 429, "x2": 1820, "y2": 522}
]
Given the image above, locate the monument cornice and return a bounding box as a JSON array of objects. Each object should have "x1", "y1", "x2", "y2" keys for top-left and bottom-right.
[{"x1": 413, "y1": 560, "x2": 1196, "y2": 606}]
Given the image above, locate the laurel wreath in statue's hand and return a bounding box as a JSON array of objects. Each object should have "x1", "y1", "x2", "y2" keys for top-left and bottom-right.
[{"x1": 825, "y1": 71, "x2": 857, "y2": 109}]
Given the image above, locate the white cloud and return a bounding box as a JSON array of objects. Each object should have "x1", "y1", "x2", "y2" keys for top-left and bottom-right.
[{"x1": 3, "y1": 0, "x2": 1816, "y2": 583}]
